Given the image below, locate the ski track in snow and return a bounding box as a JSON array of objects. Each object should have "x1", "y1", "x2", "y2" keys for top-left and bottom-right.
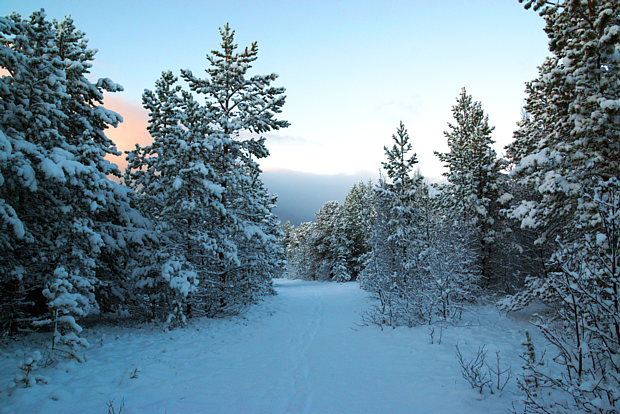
[{"x1": 0, "y1": 279, "x2": 551, "y2": 414}]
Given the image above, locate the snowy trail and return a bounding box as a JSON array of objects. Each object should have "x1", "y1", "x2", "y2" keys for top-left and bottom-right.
[{"x1": 0, "y1": 279, "x2": 543, "y2": 413}]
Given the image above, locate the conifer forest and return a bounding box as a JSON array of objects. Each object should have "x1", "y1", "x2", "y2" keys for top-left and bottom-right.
[{"x1": 1, "y1": 1, "x2": 620, "y2": 413}]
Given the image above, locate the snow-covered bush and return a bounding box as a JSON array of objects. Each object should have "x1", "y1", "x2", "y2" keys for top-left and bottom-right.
[
  {"x1": 420, "y1": 222, "x2": 481, "y2": 323},
  {"x1": 455, "y1": 344, "x2": 492, "y2": 393},
  {"x1": 10, "y1": 351, "x2": 49, "y2": 389},
  {"x1": 32, "y1": 267, "x2": 90, "y2": 362},
  {"x1": 455, "y1": 344, "x2": 512, "y2": 395},
  {"x1": 507, "y1": 179, "x2": 620, "y2": 413}
]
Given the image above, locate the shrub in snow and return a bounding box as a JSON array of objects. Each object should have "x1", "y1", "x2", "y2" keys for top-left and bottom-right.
[
  {"x1": 455, "y1": 344, "x2": 512, "y2": 395},
  {"x1": 455, "y1": 344, "x2": 492, "y2": 394},
  {"x1": 419, "y1": 222, "x2": 481, "y2": 322},
  {"x1": 10, "y1": 351, "x2": 49, "y2": 388},
  {"x1": 507, "y1": 179, "x2": 620, "y2": 413},
  {"x1": 518, "y1": 331, "x2": 546, "y2": 397},
  {"x1": 106, "y1": 398, "x2": 125, "y2": 414}
]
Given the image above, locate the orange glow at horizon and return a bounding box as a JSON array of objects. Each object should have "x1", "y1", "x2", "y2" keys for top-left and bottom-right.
[{"x1": 103, "y1": 93, "x2": 152, "y2": 174}]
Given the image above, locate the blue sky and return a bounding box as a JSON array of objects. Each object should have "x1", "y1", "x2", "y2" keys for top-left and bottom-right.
[{"x1": 3, "y1": 1, "x2": 551, "y2": 223}]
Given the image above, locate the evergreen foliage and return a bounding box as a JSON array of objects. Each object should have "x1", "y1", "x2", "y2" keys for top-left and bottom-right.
[
  {"x1": 506, "y1": 2, "x2": 620, "y2": 412},
  {"x1": 283, "y1": 181, "x2": 375, "y2": 282},
  {"x1": 4, "y1": 8, "x2": 620, "y2": 412},
  {"x1": 359, "y1": 123, "x2": 478, "y2": 326},
  {"x1": 434, "y1": 88, "x2": 503, "y2": 286},
  {"x1": 0, "y1": 10, "x2": 151, "y2": 342},
  {"x1": 125, "y1": 23, "x2": 287, "y2": 323}
]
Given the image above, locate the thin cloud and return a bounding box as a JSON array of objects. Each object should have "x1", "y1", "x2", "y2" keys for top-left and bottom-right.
[
  {"x1": 239, "y1": 131, "x2": 316, "y2": 147},
  {"x1": 375, "y1": 94, "x2": 424, "y2": 121},
  {"x1": 264, "y1": 133, "x2": 313, "y2": 146}
]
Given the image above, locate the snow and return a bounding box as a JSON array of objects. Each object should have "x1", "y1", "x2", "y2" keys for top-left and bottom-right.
[
  {"x1": 514, "y1": 149, "x2": 549, "y2": 173},
  {"x1": 173, "y1": 176, "x2": 183, "y2": 190},
  {"x1": 498, "y1": 193, "x2": 513, "y2": 204},
  {"x1": 0, "y1": 279, "x2": 549, "y2": 414}
]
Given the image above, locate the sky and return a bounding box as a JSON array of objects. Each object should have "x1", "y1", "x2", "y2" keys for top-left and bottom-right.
[{"x1": 2, "y1": 1, "x2": 551, "y2": 224}]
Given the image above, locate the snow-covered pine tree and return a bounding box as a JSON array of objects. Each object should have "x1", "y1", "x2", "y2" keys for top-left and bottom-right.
[
  {"x1": 125, "y1": 70, "x2": 209, "y2": 323},
  {"x1": 381, "y1": 121, "x2": 425, "y2": 281},
  {"x1": 32, "y1": 267, "x2": 91, "y2": 362},
  {"x1": 508, "y1": 0, "x2": 620, "y2": 245},
  {"x1": 506, "y1": 0, "x2": 620, "y2": 300},
  {"x1": 182, "y1": 23, "x2": 288, "y2": 312},
  {"x1": 284, "y1": 221, "x2": 315, "y2": 280},
  {"x1": 231, "y1": 174, "x2": 284, "y2": 301},
  {"x1": 434, "y1": 88, "x2": 502, "y2": 287},
  {"x1": 342, "y1": 180, "x2": 375, "y2": 280},
  {"x1": 360, "y1": 122, "x2": 429, "y2": 326},
  {"x1": 0, "y1": 11, "x2": 150, "y2": 337},
  {"x1": 312, "y1": 200, "x2": 353, "y2": 282},
  {"x1": 282, "y1": 182, "x2": 375, "y2": 282},
  {"x1": 359, "y1": 174, "x2": 401, "y2": 325},
  {"x1": 126, "y1": 23, "x2": 287, "y2": 320},
  {"x1": 506, "y1": 2, "x2": 620, "y2": 411}
]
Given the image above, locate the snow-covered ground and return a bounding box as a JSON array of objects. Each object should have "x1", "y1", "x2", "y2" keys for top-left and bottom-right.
[{"x1": 1, "y1": 279, "x2": 550, "y2": 413}]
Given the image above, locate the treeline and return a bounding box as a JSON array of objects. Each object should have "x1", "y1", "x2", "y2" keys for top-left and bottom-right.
[
  {"x1": 282, "y1": 180, "x2": 375, "y2": 283},
  {"x1": 283, "y1": 91, "x2": 533, "y2": 325},
  {"x1": 0, "y1": 11, "x2": 285, "y2": 359}
]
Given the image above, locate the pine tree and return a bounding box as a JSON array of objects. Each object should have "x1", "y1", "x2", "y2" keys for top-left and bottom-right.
[
  {"x1": 181, "y1": 23, "x2": 288, "y2": 304},
  {"x1": 434, "y1": 88, "x2": 501, "y2": 286},
  {"x1": 382, "y1": 122, "x2": 424, "y2": 278},
  {"x1": 360, "y1": 122, "x2": 431, "y2": 326},
  {"x1": 509, "y1": 1, "x2": 620, "y2": 241},
  {"x1": 0, "y1": 10, "x2": 150, "y2": 337},
  {"x1": 506, "y1": 2, "x2": 620, "y2": 411},
  {"x1": 125, "y1": 70, "x2": 213, "y2": 324},
  {"x1": 284, "y1": 221, "x2": 315, "y2": 280},
  {"x1": 342, "y1": 180, "x2": 375, "y2": 279},
  {"x1": 282, "y1": 182, "x2": 375, "y2": 282},
  {"x1": 126, "y1": 23, "x2": 287, "y2": 320},
  {"x1": 313, "y1": 200, "x2": 354, "y2": 282}
]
